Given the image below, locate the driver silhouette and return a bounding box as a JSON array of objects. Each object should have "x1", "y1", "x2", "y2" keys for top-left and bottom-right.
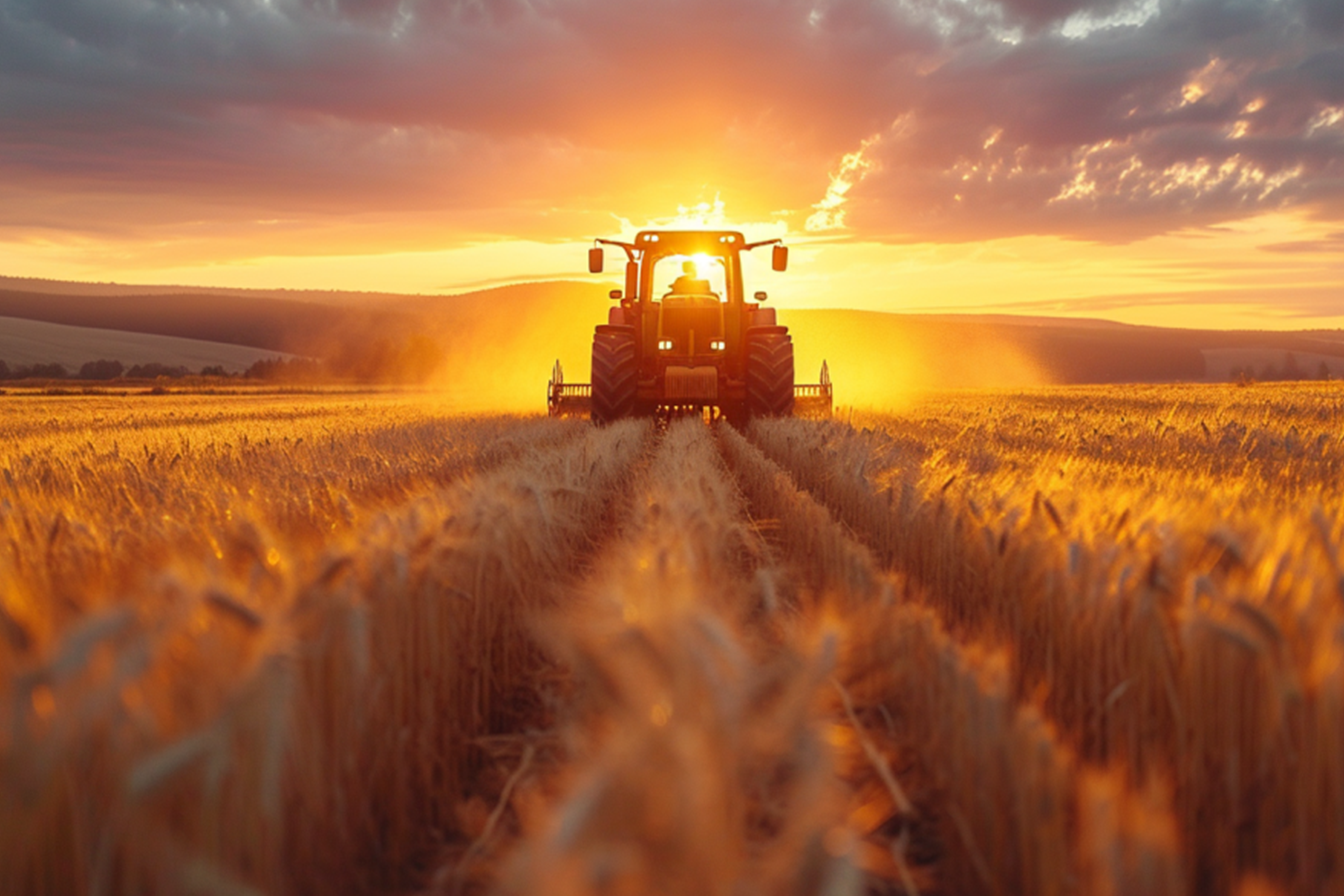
[{"x1": 667, "y1": 260, "x2": 712, "y2": 296}]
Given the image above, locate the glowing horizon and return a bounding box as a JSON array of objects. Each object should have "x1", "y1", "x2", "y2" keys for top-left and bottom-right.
[
  {"x1": 1, "y1": 0, "x2": 1341, "y2": 331},
  {"x1": 2, "y1": 204, "x2": 1338, "y2": 332}
]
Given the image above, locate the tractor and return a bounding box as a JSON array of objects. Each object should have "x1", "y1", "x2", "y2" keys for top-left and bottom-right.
[{"x1": 548, "y1": 230, "x2": 831, "y2": 423}]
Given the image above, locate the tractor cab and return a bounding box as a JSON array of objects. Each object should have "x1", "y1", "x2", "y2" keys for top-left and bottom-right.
[
  {"x1": 604, "y1": 231, "x2": 775, "y2": 381},
  {"x1": 654, "y1": 258, "x2": 725, "y2": 361}
]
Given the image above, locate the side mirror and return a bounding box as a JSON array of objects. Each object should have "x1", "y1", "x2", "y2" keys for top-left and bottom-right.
[
  {"x1": 609, "y1": 289, "x2": 622, "y2": 300},
  {"x1": 771, "y1": 245, "x2": 788, "y2": 272},
  {"x1": 588, "y1": 247, "x2": 604, "y2": 274},
  {"x1": 625, "y1": 260, "x2": 638, "y2": 299},
  {"x1": 754, "y1": 291, "x2": 768, "y2": 302}
]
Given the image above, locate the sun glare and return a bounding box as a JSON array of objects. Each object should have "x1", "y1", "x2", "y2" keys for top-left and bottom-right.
[{"x1": 688, "y1": 253, "x2": 718, "y2": 279}]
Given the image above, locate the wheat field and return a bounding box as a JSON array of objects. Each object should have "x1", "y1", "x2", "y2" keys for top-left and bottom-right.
[{"x1": 2, "y1": 383, "x2": 1341, "y2": 896}]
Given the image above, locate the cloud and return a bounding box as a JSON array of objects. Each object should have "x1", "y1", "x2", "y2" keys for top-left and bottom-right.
[
  {"x1": 954, "y1": 283, "x2": 1344, "y2": 320},
  {"x1": 0, "y1": 0, "x2": 1341, "y2": 250},
  {"x1": 1257, "y1": 230, "x2": 1344, "y2": 253},
  {"x1": 842, "y1": 0, "x2": 1344, "y2": 241},
  {"x1": 806, "y1": 133, "x2": 882, "y2": 232}
]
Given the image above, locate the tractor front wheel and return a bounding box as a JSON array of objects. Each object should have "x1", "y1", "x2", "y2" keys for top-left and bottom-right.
[
  {"x1": 591, "y1": 325, "x2": 638, "y2": 424},
  {"x1": 744, "y1": 327, "x2": 795, "y2": 418}
]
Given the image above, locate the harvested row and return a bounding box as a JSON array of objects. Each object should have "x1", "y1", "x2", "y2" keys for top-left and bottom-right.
[
  {"x1": 720, "y1": 423, "x2": 1186, "y2": 896},
  {"x1": 287, "y1": 417, "x2": 648, "y2": 892},
  {"x1": 498, "y1": 419, "x2": 854, "y2": 896},
  {"x1": 1, "y1": 417, "x2": 647, "y2": 896},
  {"x1": 748, "y1": 413, "x2": 1344, "y2": 895}
]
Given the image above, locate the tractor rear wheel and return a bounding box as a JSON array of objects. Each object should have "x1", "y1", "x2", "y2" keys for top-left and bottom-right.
[
  {"x1": 591, "y1": 324, "x2": 638, "y2": 424},
  {"x1": 744, "y1": 327, "x2": 795, "y2": 418}
]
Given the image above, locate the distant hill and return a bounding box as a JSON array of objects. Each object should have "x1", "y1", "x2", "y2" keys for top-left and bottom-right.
[
  {"x1": 782, "y1": 309, "x2": 1344, "y2": 406},
  {"x1": 1, "y1": 276, "x2": 1340, "y2": 409},
  {"x1": 0, "y1": 286, "x2": 414, "y2": 353},
  {"x1": 0, "y1": 279, "x2": 611, "y2": 408},
  {"x1": 0, "y1": 317, "x2": 295, "y2": 373}
]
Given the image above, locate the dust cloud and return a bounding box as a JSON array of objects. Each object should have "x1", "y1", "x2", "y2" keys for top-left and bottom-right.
[
  {"x1": 418, "y1": 281, "x2": 611, "y2": 413},
  {"x1": 415, "y1": 294, "x2": 1054, "y2": 415},
  {"x1": 783, "y1": 309, "x2": 1050, "y2": 411}
]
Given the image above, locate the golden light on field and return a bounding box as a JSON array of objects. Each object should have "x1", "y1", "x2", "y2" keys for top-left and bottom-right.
[
  {"x1": 5, "y1": 386, "x2": 1343, "y2": 893},
  {"x1": 5, "y1": 2, "x2": 1344, "y2": 894}
]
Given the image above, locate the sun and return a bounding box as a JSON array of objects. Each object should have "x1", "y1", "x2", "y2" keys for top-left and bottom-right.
[{"x1": 688, "y1": 253, "x2": 719, "y2": 280}]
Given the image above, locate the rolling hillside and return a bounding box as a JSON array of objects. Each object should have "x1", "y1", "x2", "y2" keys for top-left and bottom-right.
[
  {"x1": 0, "y1": 316, "x2": 295, "y2": 373},
  {"x1": 1, "y1": 278, "x2": 1340, "y2": 406},
  {"x1": 781, "y1": 309, "x2": 1344, "y2": 405}
]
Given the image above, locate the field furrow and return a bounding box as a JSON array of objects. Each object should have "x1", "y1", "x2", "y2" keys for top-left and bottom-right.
[
  {"x1": 495, "y1": 419, "x2": 854, "y2": 896},
  {"x1": 749, "y1": 394, "x2": 1344, "y2": 895},
  {"x1": 720, "y1": 422, "x2": 1185, "y2": 896},
  {"x1": 1, "y1": 404, "x2": 647, "y2": 895},
  {"x1": 286, "y1": 417, "x2": 648, "y2": 892}
]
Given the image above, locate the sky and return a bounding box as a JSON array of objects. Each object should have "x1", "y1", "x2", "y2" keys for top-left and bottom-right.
[{"x1": 0, "y1": 0, "x2": 1341, "y2": 329}]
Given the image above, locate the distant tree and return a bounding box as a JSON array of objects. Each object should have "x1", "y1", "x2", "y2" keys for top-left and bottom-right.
[
  {"x1": 0, "y1": 360, "x2": 8, "y2": 380},
  {"x1": 199, "y1": 365, "x2": 230, "y2": 377},
  {"x1": 127, "y1": 362, "x2": 189, "y2": 379},
  {"x1": 1260, "y1": 363, "x2": 1280, "y2": 381},
  {"x1": 79, "y1": 359, "x2": 125, "y2": 380},
  {"x1": 1282, "y1": 352, "x2": 1302, "y2": 380},
  {"x1": 245, "y1": 357, "x2": 285, "y2": 380},
  {"x1": 1320, "y1": 361, "x2": 1333, "y2": 381},
  {"x1": 245, "y1": 357, "x2": 324, "y2": 381},
  {"x1": 30, "y1": 363, "x2": 68, "y2": 379}
]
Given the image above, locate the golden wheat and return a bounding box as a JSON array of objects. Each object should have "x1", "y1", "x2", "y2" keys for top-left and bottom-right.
[
  {"x1": 721, "y1": 421, "x2": 1188, "y2": 896},
  {"x1": 750, "y1": 382, "x2": 1344, "y2": 894},
  {"x1": 3, "y1": 382, "x2": 1342, "y2": 896}
]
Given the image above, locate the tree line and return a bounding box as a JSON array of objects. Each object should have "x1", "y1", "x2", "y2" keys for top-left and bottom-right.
[
  {"x1": 0, "y1": 333, "x2": 442, "y2": 384},
  {"x1": 1229, "y1": 352, "x2": 1336, "y2": 383},
  {"x1": 0, "y1": 358, "x2": 316, "y2": 381}
]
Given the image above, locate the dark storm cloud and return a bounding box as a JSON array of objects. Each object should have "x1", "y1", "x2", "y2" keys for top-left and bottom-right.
[
  {"x1": 1300, "y1": 0, "x2": 1344, "y2": 36},
  {"x1": 0, "y1": 0, "x2": 1341, "y2": 242}
]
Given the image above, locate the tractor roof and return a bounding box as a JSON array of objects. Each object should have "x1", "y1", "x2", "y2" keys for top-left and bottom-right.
[{"x1": 634, "y1": 230, "x2": 746, "y2": 257}]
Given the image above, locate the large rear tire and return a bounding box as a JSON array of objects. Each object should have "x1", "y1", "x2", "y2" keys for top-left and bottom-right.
[
  {"x1": 591, "y1": 325, "x2": 638, "y2": 424},
  {"x1": 744, "y1": 327, "x2": 795, "y2": 418}
]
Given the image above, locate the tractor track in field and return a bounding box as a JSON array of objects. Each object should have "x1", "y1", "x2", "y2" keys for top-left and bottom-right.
[
  {"x1": 439, "y1": 417, "x2": 1194, "y2": 896},
  {"x1": 435, "y1": 420, "x2": 946, "y2": 896},
  {"x1": 739, "y1": 415, "x2": 1343, "y2": 896},
  {"x1": 444, "y1": 418, "x2": 855, "y2": 894}
]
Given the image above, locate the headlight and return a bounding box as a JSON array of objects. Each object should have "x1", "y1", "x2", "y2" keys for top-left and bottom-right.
[
  {"x1": 710, "y1": 340, "x2": 725, "y2": 351},
  {"x1": 658, "y1": 339, "x2": 674, "y2": 351}
]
